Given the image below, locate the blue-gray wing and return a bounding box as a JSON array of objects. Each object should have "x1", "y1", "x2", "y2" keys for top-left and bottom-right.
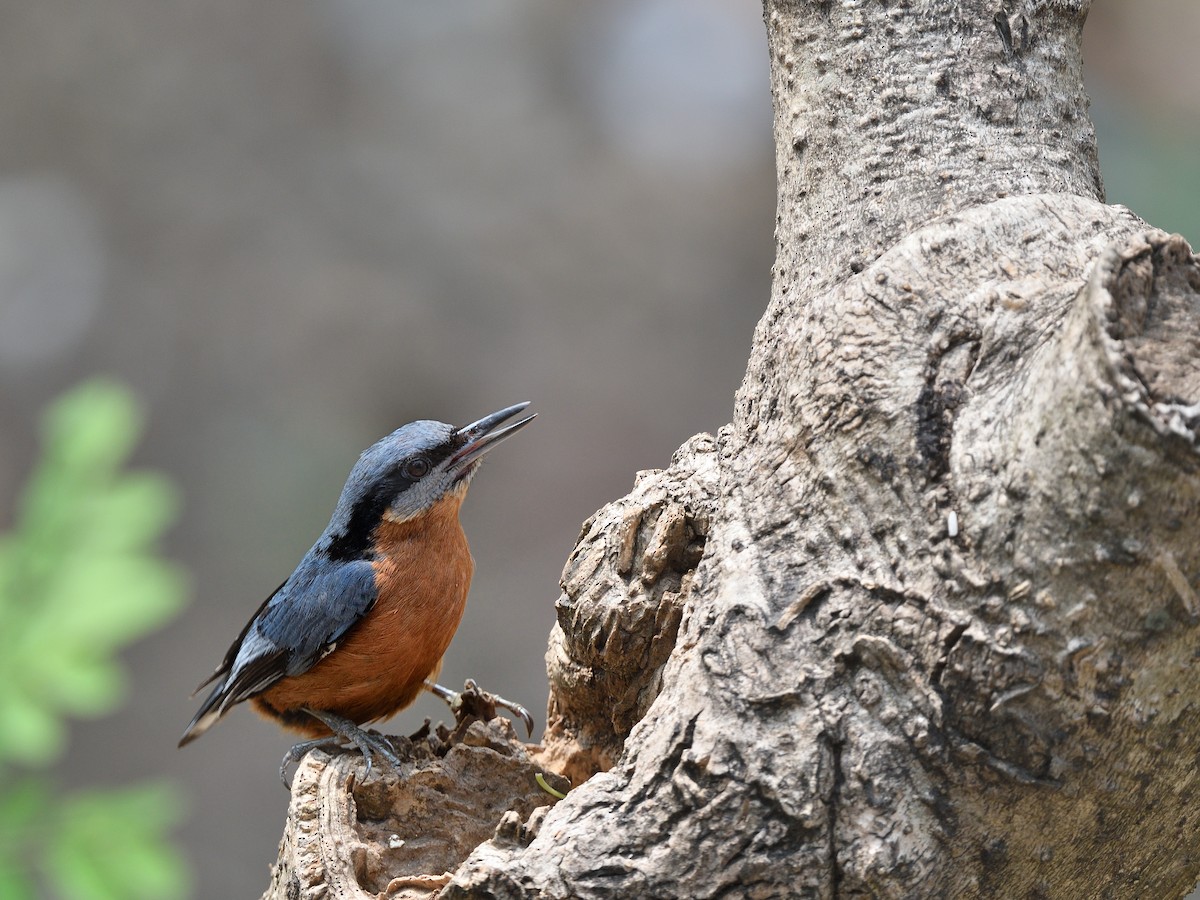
[
  {"x1": 253, "y1": 559, "x2": 378, "y2": 677},
  {"x1": 184, "y1": 559, "x2": 378, "y2": 732}
]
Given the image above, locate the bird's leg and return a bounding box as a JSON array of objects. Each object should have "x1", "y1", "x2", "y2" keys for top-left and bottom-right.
[
  {"x1": 424, "y1": 678, "x2": 535, "y2": 737},
  {"x1": 278, "y1": 708, "x2": 402, "y2": 788}
]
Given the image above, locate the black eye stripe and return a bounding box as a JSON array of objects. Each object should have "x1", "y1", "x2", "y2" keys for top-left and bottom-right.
[
  {"x1": 391, "y1": 443, "x2": 454, "y2": 491},
  {"x1": 325, "y1": 437, "x2": 461, "y2": 561}
]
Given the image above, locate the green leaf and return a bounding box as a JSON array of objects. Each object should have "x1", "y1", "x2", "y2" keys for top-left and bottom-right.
[
  {"x1": 0, "y1": 379, "x2": 192, "y2": 896},
  {"x1": 0, "y1": 378, "x2": 189, "y2": 754},
  {"x1": 41, "y1": 380, "x2": 141, "y2": 476},
  {"x1": 24, "y1": 651, "x2": 126, "y2": 718},
  {"x1": 0, "y1": 776, "x2": 50, "y2": 834},
  {"x1": 0, "y1": 685, "x2": 65, "y2": 765},
  {"x1": 11, "y1": 380, "x2": 150, "y2": 567},
  {"x1": 0, "y1": 860, "x2": 37, "y2": 900},
  {"x1": 0, "y1": 779, "x2": 49, "y2": 894},
  {"x1": 39, "y1": 556, "x2": 187, "y2": 648},
  {"x1": 46, "y1": 783, "x2": 189, "y2": 900},
  {"x1": 78, "y1": 475, "x2": 181, "y2": 553},
  {"x1": 45, "y1": 842, "x2": 114, "y2": 900}
]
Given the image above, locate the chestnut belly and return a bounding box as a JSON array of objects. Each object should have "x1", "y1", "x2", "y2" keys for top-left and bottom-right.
[{"x1": 254, "y1": 507, "x2": 474, "y2": 737}]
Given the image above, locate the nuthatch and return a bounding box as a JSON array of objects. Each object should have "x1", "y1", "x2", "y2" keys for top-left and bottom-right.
[{"x1": 179, "y1": 403, "x2": 535, "y2": 781}]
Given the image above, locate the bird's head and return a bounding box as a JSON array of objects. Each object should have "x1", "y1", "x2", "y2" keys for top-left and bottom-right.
[{"x1": 324, "y1": 402, "x2": 534, "y2": 558}]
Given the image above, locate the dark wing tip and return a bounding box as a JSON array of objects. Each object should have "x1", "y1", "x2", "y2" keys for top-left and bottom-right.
[
  {"x1": 177, "y1": 704, "x2": 220, "y2": 748},
  {"x1": 190, "y1": 668, "x2": 224, "y2": 698}
]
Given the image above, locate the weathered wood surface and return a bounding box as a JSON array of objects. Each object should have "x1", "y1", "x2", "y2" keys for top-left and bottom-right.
[{"x1": 266, "y1": 1, "x2": 1200, "y2": 897}]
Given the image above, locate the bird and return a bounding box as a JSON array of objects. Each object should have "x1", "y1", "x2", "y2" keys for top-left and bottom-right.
[{"x1": 179, "y1": 402, "x2": 536, "y2": 782}]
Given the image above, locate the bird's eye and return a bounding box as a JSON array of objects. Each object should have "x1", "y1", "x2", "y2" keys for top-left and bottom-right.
[{"x1": 402, "y1": 457, "x2": 431, "y2": 480}]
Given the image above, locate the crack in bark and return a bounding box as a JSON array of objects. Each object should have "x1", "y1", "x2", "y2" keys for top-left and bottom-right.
[
  {"x1": 642, "y1": 712, "x2": 701, "y2": 809},
  {"x1": 825, "y1": 732, "x2": 846, "y2": 900},
  {"x1": 914, "y1": 337, "x2": 980, "y2": 484},
  {"x1": 931, "y1": 622, "x2": 969, "y2": 688}
]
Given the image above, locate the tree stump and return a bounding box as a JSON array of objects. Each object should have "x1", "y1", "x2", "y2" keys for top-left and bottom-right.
[{"x1": 265, "y1": 1, "x2": 1200, "y2": 896}]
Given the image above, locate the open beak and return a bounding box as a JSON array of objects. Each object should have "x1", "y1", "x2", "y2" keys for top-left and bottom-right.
[{"x1": 449, "y1": 402, "x2": 535, "y2": 480}]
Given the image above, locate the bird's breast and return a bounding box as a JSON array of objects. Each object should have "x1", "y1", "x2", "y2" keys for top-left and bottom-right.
[
  {"x1": 369, "y1": 494, "x2": 475, "y2": 661},
  {"x1": 254, "y1": 494, "x2": 474, "y2": 732}
]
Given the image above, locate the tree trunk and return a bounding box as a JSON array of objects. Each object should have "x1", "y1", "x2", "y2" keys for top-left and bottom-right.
[{"x1": 266, "y1": 1, "x2": 1200, "y2": 897}]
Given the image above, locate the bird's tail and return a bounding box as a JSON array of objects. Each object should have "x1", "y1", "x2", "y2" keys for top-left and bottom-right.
[{"x1": 178, "y1": 678, "x2": 229, "y2": 747}]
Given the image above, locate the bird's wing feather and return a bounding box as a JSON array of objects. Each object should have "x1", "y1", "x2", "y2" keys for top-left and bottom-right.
[
  {"x1": 191, "y1": 578, "x2": 288, "y2": 695},
  {"x1": 181, "y1": 559, "x2": 378, "y2": 741},
  {"x1": 215, "y1": 643, "x2": 289, "y2": 714},
  {"x1": 223, "y1": 558, "x2": 378, "y2": 704}
]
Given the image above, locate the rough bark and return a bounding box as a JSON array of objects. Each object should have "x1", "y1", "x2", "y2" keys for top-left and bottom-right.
[
  {"x1": 263, "y1": 719, "x2": 565, "y2": 900},
  {"x1": 265, "y1": 0, "x2": 1200, "y2": 897}
]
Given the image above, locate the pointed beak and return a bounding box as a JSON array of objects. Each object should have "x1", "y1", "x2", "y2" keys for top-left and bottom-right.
[{"x1": 449, "y1": 402, "x2": 535, "y2": 480}]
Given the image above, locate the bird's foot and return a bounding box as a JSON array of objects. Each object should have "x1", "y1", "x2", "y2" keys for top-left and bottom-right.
[
  {"x1": 278, "y1": 709, "x2": 401, "y2": 788},
  {"x1": 424, "y1": 678, "x2": 535, "y2": 737}
]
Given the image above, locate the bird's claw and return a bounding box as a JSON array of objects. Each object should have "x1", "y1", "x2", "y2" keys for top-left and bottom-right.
[
  {"x1": 481, "y1": 683, "x2": 535, "y2": 737},
  {"x1": 278, "y1": 709, "x2": 401, "y2": 789},
  {"x1": 280, "y1": 737, "x2": 332, "y2": 788},
  {"x1": 425, "y1": 678, "x2": 535, "y2": 737}
]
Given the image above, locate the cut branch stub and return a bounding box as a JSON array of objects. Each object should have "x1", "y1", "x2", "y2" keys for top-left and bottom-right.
[{"x1": 261, "y1": 720, "x2": 560, "y2": 900}]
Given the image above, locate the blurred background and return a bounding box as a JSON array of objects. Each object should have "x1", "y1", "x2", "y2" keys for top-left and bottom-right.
[{"x1": 0, "y1": 1, "x2": 1193, "y2": 897}]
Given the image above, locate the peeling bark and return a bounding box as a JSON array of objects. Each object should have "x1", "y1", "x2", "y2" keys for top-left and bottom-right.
[{"x1": 265, "y1": 1, "x2": 1200, "y2": 897}]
